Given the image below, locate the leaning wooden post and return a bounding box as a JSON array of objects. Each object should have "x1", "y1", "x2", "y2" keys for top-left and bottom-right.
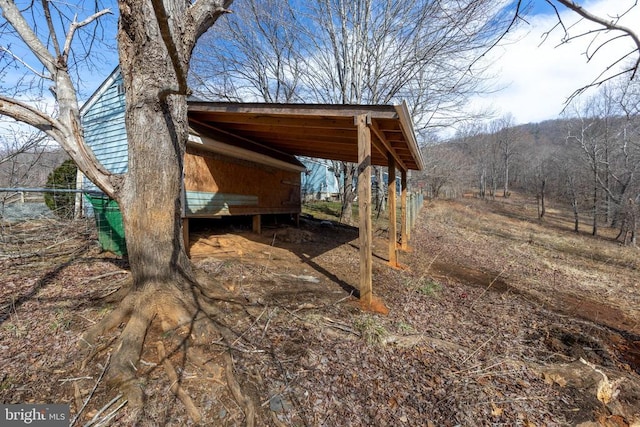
[
  {"x1": 400, "y1": 169, "x2": 408, "y2": 251},
  {"x1": 356, "y1": 114, "x2": 373, "y2": 307},
  {"x1": 387, "y1": 155, "x2": 398, "y2": 267}
]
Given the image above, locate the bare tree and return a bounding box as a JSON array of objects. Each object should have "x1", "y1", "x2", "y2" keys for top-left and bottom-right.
[
  {"x1": 193, "y1": 0, "x2": 519, "y2": 222},
  {"x1": 0, "y1": 0, "x2": 253, "y2": 416},
  {"x1": 563, "y1": 77, "x2": 640, "y2": 240},
  {"x1": 420, "y1": 142, "x2": 470, "y2": 199},
  {"x1": 491, "y1": 114, "x2": 520, "y2": 198},
  {"x1": 190, "y1": 0, "x2": 303, "y2": 102}
]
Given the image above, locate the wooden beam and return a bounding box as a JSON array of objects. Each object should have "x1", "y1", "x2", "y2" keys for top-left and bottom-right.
[
  {"x1": 252, "y1": 214, "x2": 261, "y2": 234},
  {"x1": 356, "y1": 113, "x2": 373, "y2": 307},
  {"x1": 401, "y1": 169, "x2": 409, "y2": 251},
  {"x1": 370, "y1": 119, "x2": 408, "y2": 171},
  {"x1": 189, "y1": 102, "x2": 400, "y2": 120},
  {"x1": 209, "y1": 123, "x2": 358, "y2": 139},
  {"x1": 388, "y1": 155, "x2": 398, "y2": 267},
  {"x1": 191, "y1": 112, "x2": 354, "y2": 130}
]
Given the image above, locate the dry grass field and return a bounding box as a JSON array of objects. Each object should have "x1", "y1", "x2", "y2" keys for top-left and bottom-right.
[
  {"x1": 416, "y1": 195, "x2": 639, "y2": 335},
  {"x1": 1, "y1": 195, "x2": 639, "y2": 426}
]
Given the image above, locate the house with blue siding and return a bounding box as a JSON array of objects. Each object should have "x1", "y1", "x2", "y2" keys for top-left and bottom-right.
[
  {"x1": 299, "y1": 157, "x2": 340, "y2": 201},
  {"x1": 80, "y1": 68, "x2": 128, "y2": 191}
]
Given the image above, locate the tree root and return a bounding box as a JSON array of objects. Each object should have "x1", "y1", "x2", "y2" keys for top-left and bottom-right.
[
  {"x1": 79, "y1": 282, "x2": 258, "y2": 425},
  {"x1": 223, "y1": 352, "x2": 256, "y2": 427},
  {"x1": 156, "y1": 341, "x2": 202, "y2": 423}
]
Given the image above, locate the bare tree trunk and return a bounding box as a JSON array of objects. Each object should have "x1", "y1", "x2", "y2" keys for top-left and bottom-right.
[
  {"x1": 540, "y1": 178, "x2": 546, "y2": 218},
  {"x1": 592, "y1": 169, "x2": 598, "y2": 236},
  {"x1": 340, "y1": 162, "x2": 357, "y2": 224},
  {"x1": 503, "y1": 157, "x2": 509, "y2": 198}
]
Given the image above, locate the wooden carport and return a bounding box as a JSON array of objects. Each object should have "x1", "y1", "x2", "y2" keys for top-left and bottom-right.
[{"x1": 187, "y1": 101, "x2": 424, "y2": 306}]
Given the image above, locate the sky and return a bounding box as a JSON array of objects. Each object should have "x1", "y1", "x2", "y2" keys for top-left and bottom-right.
[
  {"x1": 469, "y1": 0, "x2": 640, "y2": 126},
  {"x1": 1, "y1": 0, "x2": 639, "y2": 144}
]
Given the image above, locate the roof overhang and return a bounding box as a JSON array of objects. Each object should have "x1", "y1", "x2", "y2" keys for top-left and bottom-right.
[{"x1": 187, "y1": 101, "x2": 424, "y2": 172}]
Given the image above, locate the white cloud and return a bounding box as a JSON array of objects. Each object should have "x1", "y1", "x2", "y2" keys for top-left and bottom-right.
[{"x1": 469, "y1": 0, "x2": 640, "y2": 125}]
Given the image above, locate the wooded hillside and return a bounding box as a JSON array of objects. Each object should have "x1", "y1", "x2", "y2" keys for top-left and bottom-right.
[{"x1": 417, "y1": 90, "x2": 640, "y2": 245}]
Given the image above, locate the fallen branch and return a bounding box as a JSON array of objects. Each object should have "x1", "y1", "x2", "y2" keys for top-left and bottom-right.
[
  {"x1": 88, "y1": 398, "x2": 127, "y2": 427},
  {"x1": 83, "y1": 393, "x2": 124, "y2": 427},
  {"x1": 77, "y1": 270, "x2": 129, "y2": 287},
  {"x1": 71, "y1": 353, "x2": 111, "y2": 427},
  {"x1": 59, "y1": 376, "x2": 93, "y2": 384}
]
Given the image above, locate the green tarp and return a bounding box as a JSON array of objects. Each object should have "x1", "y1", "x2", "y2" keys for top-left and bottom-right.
[{"x1": 85, "y1": 194, "x2": 127, "y2": 256}]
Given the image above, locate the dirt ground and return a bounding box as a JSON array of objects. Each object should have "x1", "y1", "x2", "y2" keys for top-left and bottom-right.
[{"x1": 1, "y1": 196, "x2": 639, "y2": 426}]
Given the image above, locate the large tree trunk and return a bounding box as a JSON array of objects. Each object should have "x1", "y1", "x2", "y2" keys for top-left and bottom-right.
[
  {"x1": 80, "y1": 2, "x2": 255, "y2": 420},
  {"x1": 119, "y1": 67, "x2": 192, "y2": 286},
  {"x1": 81, "y1": 0, "x2": 196, "y2": 406}
]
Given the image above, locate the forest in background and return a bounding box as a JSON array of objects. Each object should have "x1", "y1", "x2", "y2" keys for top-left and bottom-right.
[{"x1": 417, "y1": 78, "x2": 640, "y2": 245}]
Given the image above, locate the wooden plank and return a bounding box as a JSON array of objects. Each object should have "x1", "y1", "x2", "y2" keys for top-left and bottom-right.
[
  {"x1": 202, "y1": 119, "x2": 355, "y2": 136},
  {"x1": 356, "y1": 114, "x2": 373, "y2": 307},
  {"x1": 401, "y1": 169, "x2": 409, "y2": 251},
  {"x1": 225, "y1": 126, "x2": 356, "y2": 144},
  {"x1": 185, "y1": 206, "x2": 296, "y2": 218},
  {"x1": 388, "y1": 155, "x2": 398, "y2": 267},
  {"x1": 188, "y1": 102, "x2": 400, "y2": 120},
  {"x1": 185, "y1": 191, "x2": 258, "y2": 216},
  {"x1": 184, "y1": 151, "x2": 301, "y2": 214}
]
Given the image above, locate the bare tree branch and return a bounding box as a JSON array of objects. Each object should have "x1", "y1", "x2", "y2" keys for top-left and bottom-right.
[
  {"x1": 62, "y1": 9, "x2": 112, "y2": 68},
  {"x1": 553, "y1": 0, "x2": 640, "y2": 101},
  {"x1": 0, "y1": 0, "x2": 56, "y2": 75},
  {"x1": 0, "y1": 45, "x2": 49, "y2": 79},
  {"x1": 0, "y1": 1, "x2": 117, "y2": 197},
  {"x1": 41, "y1": 0, "x2": 61, "y2": 59},
  {"x1": 187, "y1": 0, "x2": 233, "y2": 48},
  {"x1": 0, "y1": 95, "x2": 65, "y2": 139}
]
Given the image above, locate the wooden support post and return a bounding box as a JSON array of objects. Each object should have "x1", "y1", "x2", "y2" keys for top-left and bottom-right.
[
  {"x1": 182, "y1": 218, "x2": 190, "y2": 257},
  {"x1": 409, "y1": 193, "x2": 414, "y2": 230},
  {"x1": 388, "y1": 155, "x2": 398, "y2": 266},
  {"x1": 252, "y1": 214, "x2": 261, "y2": 234},
  {"x1": 356, "y1": 114, "x2": 372, "y2": 307},
  {"x1": 401, "y1": 170, "x2": 409, "y2": 251}
]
